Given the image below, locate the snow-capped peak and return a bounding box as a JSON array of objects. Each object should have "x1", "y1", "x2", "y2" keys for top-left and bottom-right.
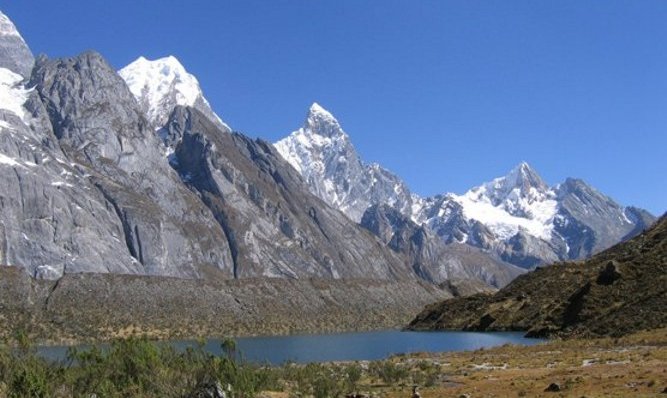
[
  {"x1": 505, "y1": 162, "x2": 548, "y2": 192},
  {"x1": 0, "y1": 11, "x2": 34, "y2": 78},
  {"x1": 275, "y1": 102, "x2": 354, "y2": 174},
  {"x1": 308, "y1": 102, "x2": 335, "y2": 120},
  {"x1": 0, "y1": 11, "x2": 23, "y2": 40},
  {"x1": 428, "y1": 162, "x2": 558, "y2": 241},
  {"x1": 275, "y1": 102, "x2": 418, "y2": 222},
  {"x1": 304, "y1": 102, "x2": 345, "y2": 138},
  {"x1": 119, "y1": 55, "x2": 228, "y2": 130},
  {"x1": 465, "y1": 162, "x2": 550, "y2": 206}
]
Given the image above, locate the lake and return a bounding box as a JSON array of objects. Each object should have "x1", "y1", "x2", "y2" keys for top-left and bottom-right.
[{"x1": 37, "y1": 330, "x2": 543, "y2": 365}]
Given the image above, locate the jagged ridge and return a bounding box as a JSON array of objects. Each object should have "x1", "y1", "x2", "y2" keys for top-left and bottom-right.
[{"x1": 275, "y1": 104, "x2": 655, "y2": 269}]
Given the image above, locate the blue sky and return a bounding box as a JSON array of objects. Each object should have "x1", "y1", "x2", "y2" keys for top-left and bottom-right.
[{"x1": 2, "y1": 1, "x2": 665, "y2": 214}]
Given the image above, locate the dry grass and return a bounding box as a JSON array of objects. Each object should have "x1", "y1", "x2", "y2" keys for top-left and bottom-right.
[{"x1": 332, "y1": 328, "x2": 667, "y2": 398}]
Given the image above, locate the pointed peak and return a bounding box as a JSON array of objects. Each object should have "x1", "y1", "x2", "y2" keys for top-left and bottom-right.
[
  {"x1": 119, "y1": 55, "x2": 211, "y2": 128},
  {"x1": 309, "y1": 102, "x2": 328, "y2": 114},
  {"x1": 509, "y1": 161, "x2": 537, "y2": 176},
  {"x1": 464, "y1": 161, "x2": 550, "y2": 204},
  {"x1": 307, "y1": 102, "x2": 336, "y2": 120},
  {"x1": 119, "y1": 54, "x2": 229, "y2": 131},
  {"x1": 505, "y1": 162, "x2": 543, "y2": 187},
  {"x1": 304, "y1": 102, "x2": 344, "y2": 137},
  {"x1": 119, "y1": 55, "x2": 200, "y2": 98},
  {"x1": 505, "y1": 161, "x2": 545, "y2": 188}
]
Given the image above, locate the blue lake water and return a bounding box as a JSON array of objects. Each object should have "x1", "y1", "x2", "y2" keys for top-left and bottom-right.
[{"x1": 38, "y1": 330, "x2": 543, "y2": 365}]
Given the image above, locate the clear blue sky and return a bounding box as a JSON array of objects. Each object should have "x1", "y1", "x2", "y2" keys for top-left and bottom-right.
[{"x1": 2, "y1": 1, "x2": 665, "y2": 215}]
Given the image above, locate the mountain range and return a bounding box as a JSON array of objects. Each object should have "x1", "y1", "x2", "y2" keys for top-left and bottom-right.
[
  {"x1": 275, "y1": 105, "x2": 655, "y2": 269},
  {"x1": 0, "y1": 9, "x2": 656, "y2": 293},
  {"x1": 0, "y1": 10, "x2": 426, "y2": 284}
]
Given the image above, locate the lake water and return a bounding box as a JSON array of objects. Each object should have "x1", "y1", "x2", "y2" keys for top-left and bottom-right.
[{"x1": 37, "y1": 330, "x2": 543, "y2": 365}]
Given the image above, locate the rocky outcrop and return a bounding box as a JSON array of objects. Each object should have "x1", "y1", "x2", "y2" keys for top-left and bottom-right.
[
  {"x1": 360, "y1": 204, "x2": 524, "y2": 287},
  {"x1": 407, "y1": 214, "x2": 667, "y2": 338}
]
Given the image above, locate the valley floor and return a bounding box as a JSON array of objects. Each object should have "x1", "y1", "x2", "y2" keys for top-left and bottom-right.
[{"x1": 335, "y1": 327, "x2": 667, "y2": 398}]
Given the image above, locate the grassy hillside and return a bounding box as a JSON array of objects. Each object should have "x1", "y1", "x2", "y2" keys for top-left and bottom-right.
[{"x1": 408, "y1": 215, "x2": 666, "y2": 338}]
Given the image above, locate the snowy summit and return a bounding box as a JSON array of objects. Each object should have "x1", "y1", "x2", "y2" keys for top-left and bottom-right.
[
  {"x1": 119, "y1": 55, "x2": 228, "y2": 130},
  {"x1": 452, "y1": 162, "x2": 558, "y2": 240},
  {"x1": 0, "y1": 10, "x2": 34, "y2": 78},
  {"x1": 0, "y1": 11, "x2": 24, "y2": 38},
  {"x1": 275, "y1": 102, "x2": 419, "y2": 222}
]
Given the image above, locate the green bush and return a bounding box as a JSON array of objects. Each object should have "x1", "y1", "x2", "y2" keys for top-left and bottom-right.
[{"x1": 368, "y1": 360, "x2": 409, "y2": 384}]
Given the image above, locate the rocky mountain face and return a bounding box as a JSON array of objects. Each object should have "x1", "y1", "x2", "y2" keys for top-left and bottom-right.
[
  {"x1": 360, "y1": 204, "x2": 524, "y2": 287},
  {"x1": 275, "y1": 106, "x2": 655, "y2": 269},
  {"x1": 8, "y1": 51, "x2": 235, "y2": 279},
  {"x1": 0, "y1": 8, "x2": 655, "y2": 296},
  {"x1": 0, "y1": 16, "x2": 145, "y2": 278},
  {"x1": 274, "y1": 103, "x2": 420, "y2": 222},
  {"x1": 407, "y1": 214, "x2": 667, "y2": 338}
]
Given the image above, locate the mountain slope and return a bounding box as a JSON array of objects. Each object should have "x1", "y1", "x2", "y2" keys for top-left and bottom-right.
[
  {"x1": 0, "y1": 266, "x2": 450, "y2": 342},
  {"x1": 1, "y1": 50, "x2": 412, "y2": 283},
  {"x1": 407, "y1": 214, "x2": 667, "y2": 338},
  {"x1": 0, "y1": 9, "x2": 423, "y2": 283},
  {"x1": 163, "y1": 106, "x2": 412, "y2": 280},
  {"x1": 0, "y1": 63, "x2": 143, "y2": 278}
]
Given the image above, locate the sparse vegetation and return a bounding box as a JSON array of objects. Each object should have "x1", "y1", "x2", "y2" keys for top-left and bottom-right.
[
  {"x1": 0, "y1": 268, "x2": 448, "y2": 346},
  {"x1": 0, "y1": 328, "x2": 665, "y2": 397}
]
